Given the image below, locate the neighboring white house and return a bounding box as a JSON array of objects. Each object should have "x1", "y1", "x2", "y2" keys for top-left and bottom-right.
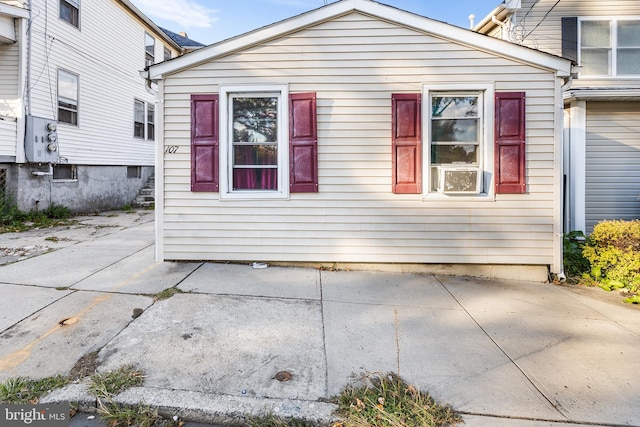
[
  {"x1": 148, "y1": 0, "x2": 571, "y2": 279},
  {"x1": 0, "y1": 0, "x2": 182, "y2": 212},
  {"x1": 475, "y1": 0, "x2": 640, "y2": 234}
]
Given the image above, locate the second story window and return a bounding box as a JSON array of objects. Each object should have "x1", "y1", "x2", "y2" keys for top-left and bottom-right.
[
  {"x1": 580, "y1": 18, "x2": 640, "y2": 77},
  {"x1": 60, "y1": 0, "x2": 79, "y2": 28},
  {"x1": 164, "y1": 47, "x2": 172, "y2": 61},
  {"x1": 145, "y1": 33, "x2": 155, "y2": 67},
  {"x1": 58, "y1": 69, "x2": 78, "y2": 126}
]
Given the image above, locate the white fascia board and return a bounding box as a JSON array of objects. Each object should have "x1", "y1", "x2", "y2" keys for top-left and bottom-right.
[
  {"x1": 564, "y1": 88, "x2": 640, "y2": 101},
  {"x1": 473, "y1": 4, "x2": 507, "y2": 33},
  {"x1": 149, "y1": 0, "x2": 571, "y2": 79},
  {"x1": 0, "y1": 3, "x2": 29, "y2": 19}
]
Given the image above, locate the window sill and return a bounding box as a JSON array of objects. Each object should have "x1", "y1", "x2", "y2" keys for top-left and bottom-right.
[
  {"x1": 219, "y1": 190, "x2": 289, "y2": 201},
  {"x1": 422, "y1": 192, "x2": 495, "y2": 202}
]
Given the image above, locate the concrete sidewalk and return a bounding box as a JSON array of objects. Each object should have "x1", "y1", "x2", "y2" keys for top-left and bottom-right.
[{"x1": 1, "y1": 211, "x2": 639, "y2": 426}]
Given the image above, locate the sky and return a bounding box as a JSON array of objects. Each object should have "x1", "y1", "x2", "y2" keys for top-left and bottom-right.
[{"x1": 130, "y1": 0, "x2": 502, "y2": 46}]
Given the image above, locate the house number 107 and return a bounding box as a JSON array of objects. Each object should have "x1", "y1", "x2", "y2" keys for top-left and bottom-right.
[{"x1": 164, "y1": 145, "x2": 179, "y2": 154}]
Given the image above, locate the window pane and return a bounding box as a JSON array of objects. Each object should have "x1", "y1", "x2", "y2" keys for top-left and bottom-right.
[
  {"x1": 147, "y1": 104, "x2": 154, "y2": 140},
  {"x1": 431, "y1": 145, "x2": 478, "y2": 164},
  {"x1": 233, "y1": 97, "x2": 278, "y2": 143},
  {"x1": 233, "y1": 168, "x2": 278, "y2": 190},
  {"x1": 134, "y1": 101, "x2": 144, "y2": 122},
  {"x1": 581, "y1": 21, "x2": 610, "y2": 47},
  {"x1": 618, "y1": 20, "x2": 640, "y2": 47},
  {"x1": 58, "y1": 71, "x2": 77, "y2": 102},
  {"x1": 234, "y1": 144, "x2": 277, "y2": 166},
  {"x1": 431, "y1": 96, "x2": 477, "y2": 118},
  {"x1": 58, "y1": 108, "x2": 77, "y2": 126},
  {"x1": 145, "y1": 33, "x2": 155, "y2": 66},
  {"x1": 617, "y1": 48, "x2": 640, "y2": 74},
  {"x1": 60, "y1": 0, "x2": 79, "y2": 27},
  {"x1": 581, "y1": 49, "x2": 610, "y2": 75},
  {"x1": 134, "y1": 100, "x2": 144, "y2": 138},
  {"x1": 58, "y1": 70, "x2": 78, "y2": 125},
  {"x1": 432, "y1": 119, "x2": 478, "y2": 143}
]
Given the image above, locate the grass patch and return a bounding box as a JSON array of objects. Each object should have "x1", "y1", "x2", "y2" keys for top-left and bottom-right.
[
  {"x1": 0, "y1": 375, "x2": 68, "y2": 404},
  {"x1": 88, "y1": 365, "x2": 144, "y2": 399},
  {"x1": 335, "y1": 373, "x2": 461, "y2": 427},
  {"x1": 89, "y1": 365, "x2": 177, "y2": 427},
  {"x1": 0, "y1": 197, "x2": 74, "y2": 233},
  {"x1": 97, "y1": 401, "x2": 167, "y2": 427},
  {"x1": 154, "y1": 287, "x2": 184, "y2": 301},
  {"x1": 248, "y1": 414, "x2": 315, "y2": 427}
]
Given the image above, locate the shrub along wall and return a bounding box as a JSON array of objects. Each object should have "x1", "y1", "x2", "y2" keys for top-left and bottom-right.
[{"x1": 582, "y1": 220, "x2": 640, "y2": 302}]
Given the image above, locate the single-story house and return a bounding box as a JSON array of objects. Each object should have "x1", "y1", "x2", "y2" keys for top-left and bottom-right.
[{"x1": 147, "y1": 0, "x2": 572, "y2": 280}]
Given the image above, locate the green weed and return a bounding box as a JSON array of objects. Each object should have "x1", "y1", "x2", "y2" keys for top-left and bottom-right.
[{"x1": 0, "y1": 375, "x2": 68, "y2": 404}]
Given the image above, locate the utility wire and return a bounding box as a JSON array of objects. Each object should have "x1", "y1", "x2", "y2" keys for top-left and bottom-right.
[{"x1": 522, "y1": 0, "x2": 562, "y2": 42}]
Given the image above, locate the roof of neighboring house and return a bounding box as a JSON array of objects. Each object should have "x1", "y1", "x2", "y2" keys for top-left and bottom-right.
[
  {"x1": 148, "y1": 0, "x2": 571, "y2": 80},
  {"x1": 160, "y1": 27, "x2": 206, "y2": 50}
]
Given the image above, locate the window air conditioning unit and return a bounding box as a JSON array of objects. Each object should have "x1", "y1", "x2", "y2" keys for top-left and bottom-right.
[{"x1": 437, "y1": 167, "x2": 482, "y2": 194}]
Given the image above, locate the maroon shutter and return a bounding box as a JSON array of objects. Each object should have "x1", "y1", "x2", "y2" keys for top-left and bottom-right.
[
  {"x1": 191, "y1": 94, "x2": 219, "y2": 192},
  {"x1": 289, "y1": 92, "x2": 318, "y2": 193},
  {"x1": 495, "y1": 92, "x2": 526, "y2": 194},
  {"x1": 391, "y1": 93, "x2": 422, "y2": 194}
]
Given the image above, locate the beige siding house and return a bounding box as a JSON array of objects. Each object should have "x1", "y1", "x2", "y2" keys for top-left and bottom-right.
[
  {"x1": 475, "y1": 0, "x2": 640, "y2": 233},
  {"x1": 149, "y1": 0, "x2": 571, "y2": 279}
]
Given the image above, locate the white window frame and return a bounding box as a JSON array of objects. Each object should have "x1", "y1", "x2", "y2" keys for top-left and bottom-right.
[
  {"x1": 59, "y1": 0, "x2": 79, "y2": 28},
  {"x1": 219, "y1": 84, "x2": 289, "y2": 200},
  {"x1": 58, "y1": 69, "x2": 79, "y2": 126},
  {"x1": 578, "y1": 17, "x2": 640, "y2": 78},
  {"x1": 134, "y1": 99, "x2": 154, "y2": 140},
  {"x1": 422, "y1": 83, "x2": 494, "y2": 200},
  {"x1": 145, "y1": 32, "x2": 155, "y2": 67}
]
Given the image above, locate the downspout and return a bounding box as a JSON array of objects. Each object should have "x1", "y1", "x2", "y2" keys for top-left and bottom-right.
[
  {"x1": 25, "y1": 0, "x2": 31, "y2": 116},
  {"x1": 555, "y1": 66, "x2": 577, "y2": 282}
]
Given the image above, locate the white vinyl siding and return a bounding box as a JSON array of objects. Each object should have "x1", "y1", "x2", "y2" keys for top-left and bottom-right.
[
  {"x1": 25, "y1": 0, "x2": 179, "y2": 166},
  {"x1": 0, "y1": 118, "x2": 16, "y2": 157},
  {"x1": 585, "y1": 102, "x2": 640, "y2": 232},
  {"x1": 0, "y1": 41, "x2": 19, "y2": 113},
  {"x1": 160, "y1": 12, "x2": 561, "y2": 266}
]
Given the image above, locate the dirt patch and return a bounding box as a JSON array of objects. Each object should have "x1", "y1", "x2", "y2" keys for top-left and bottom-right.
[{"x1": 68, "y1": 351, "x2": 100, "y2": 381}]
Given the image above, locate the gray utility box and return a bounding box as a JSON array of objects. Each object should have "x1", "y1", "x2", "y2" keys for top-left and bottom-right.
[{"x1": 25, "y1": 115, "x2": 59, "y2": 163}]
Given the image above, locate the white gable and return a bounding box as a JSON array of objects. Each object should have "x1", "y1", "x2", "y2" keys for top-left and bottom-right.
[{"x1": 148, "y1": 0, "x2": 570, "y2": 79}]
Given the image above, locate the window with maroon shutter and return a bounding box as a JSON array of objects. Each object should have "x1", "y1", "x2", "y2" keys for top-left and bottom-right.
[
  {"x1": 191, "y1": 94, "x2": 219, "y2": 192},
  {"x1": 494, "y1": 92, "x2": 526, "y2": 194},
  {"x1": 391, "y1": 93, "x2": 422, "y2": 194},
  {"x1": 289, "y1": 92, "x2": 318, "y2": 193}
]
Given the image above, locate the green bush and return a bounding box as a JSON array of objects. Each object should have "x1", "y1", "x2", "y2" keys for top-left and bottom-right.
[
  {"x1": 563, "y1": 231, "x2": 590, "y2": 276},
  {"x1": 43, "y1": 203, "x2": 72, "y2": 219},
  {"x1": 582, "y1": 220, "x2": 640, "y2": 294}
]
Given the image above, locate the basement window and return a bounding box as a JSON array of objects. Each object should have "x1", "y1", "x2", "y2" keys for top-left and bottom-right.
[{"x1": 53, "y1": 164, "x2": 77, "y2": 180}]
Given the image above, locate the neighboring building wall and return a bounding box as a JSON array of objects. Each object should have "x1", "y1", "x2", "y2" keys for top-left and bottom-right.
[
  {"x1": 12, "y1": 164, "x2": 153, "y2": 212},
  {"x1": 2, "y1": 0, "x2": 179, "y2": 212},
  {"x1": 585, "y1": 102, "x2": 640, "y2": 231},
  {"x1": 160, "y1": 12, "x2": 562, "y2": 267},
  {"x1": 509, "y1": 2, "x2": 640, "y2": 51},
  {"x1": 484, "y1": 0, "x2": 640, "y2": 233},
  {"x1": 27, "y1": 0, "x2": 176, "y2": 165}
]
